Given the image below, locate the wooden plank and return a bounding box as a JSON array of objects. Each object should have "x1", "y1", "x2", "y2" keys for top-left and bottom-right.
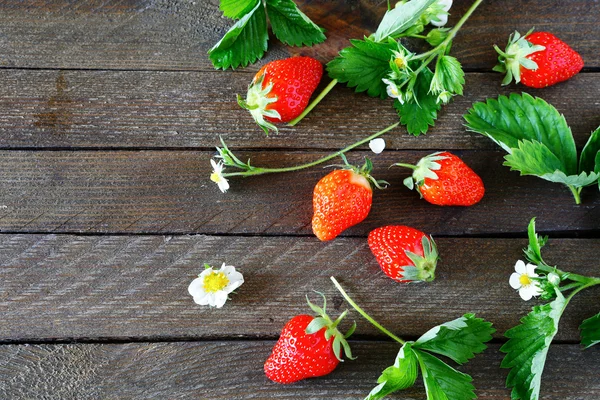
[
  {"x1": 1, "y1": 69, "x2": 599, "y2": 149},
  {"x1": 0, "y1": 0, "x2": 597, "y2": 71},
  {"x1": 1, "y1": 235, "x2": 599, "y2": 341},
  {"x1": 0, "y1": 150, "x2": 598, "y2": 235},
  {"x1": 1, "y1": 342, "x2": 599, "y2": 399}
]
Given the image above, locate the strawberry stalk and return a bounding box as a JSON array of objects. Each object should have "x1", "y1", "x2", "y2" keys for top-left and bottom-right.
[
  {"x1": 287, "y1": 0, "x2": 484, "y2": 127},
  {"x1": 330, "y1": 276, "x2": 406, "y2": 344},
  {"x1": 214, "y1": 122, "x2": 398, "y2": 179}
]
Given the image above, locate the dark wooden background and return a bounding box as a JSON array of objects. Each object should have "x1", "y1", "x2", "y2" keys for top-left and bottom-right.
[{"x1": 0, "y1": 0, "x2": 599, "y2": 398}]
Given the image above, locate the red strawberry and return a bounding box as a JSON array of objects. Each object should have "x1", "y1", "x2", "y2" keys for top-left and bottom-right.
[
  {"x1": 264, "y1": 295, "x2": 355, "y2": 384},
  {"x1": 395, "y1": 151, "x2": 484, "y2": 206},
  {"x1": 368, "y1": 225, "x2": 438, "y2": 283},
  {"x1": 494, "y1": 29, "x2": 583, "y2": 88},
  {"x1": 238, "y1": 56, "x2": 323, "y2": 134},
  {"x1": 312, "y1": 159, "x2": 384, "y2": 241}
]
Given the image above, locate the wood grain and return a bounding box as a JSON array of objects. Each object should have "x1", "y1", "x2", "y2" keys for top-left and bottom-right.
[
  {"x1": 2, "y1": 234, "x2": 599, "y2": 342},
  {"x1": 1, "y1": 342, "x2": 599, "y2": 399},
  {"x1": 0, "y1": 0, "x2": 597, "y2": 71},
  {"x1": 0, "y1": 150, "x2": 598, "y2": 235},
  {"x1": 1, "y1": 70, "x2": 599, "y2": 150}
]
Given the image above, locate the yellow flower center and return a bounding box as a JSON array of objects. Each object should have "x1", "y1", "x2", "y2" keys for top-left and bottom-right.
[
  {"x1": 394, "y1": 56, "x2": 407, "y2": 69},
  {"x1": 519, "y1": 274, "x2": 532, "y2": 286},
  {"x1": 210, "y1": 172, "x2": 222, "y2": 183},
  {"x1": 203, "y1": 271, "x2": 230, "y2": 293}
]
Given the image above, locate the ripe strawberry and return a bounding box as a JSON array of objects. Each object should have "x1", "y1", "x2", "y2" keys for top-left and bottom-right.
[
  {"x1": 395, "y1": 151, "x2": 484, "y2": 206},
  {"x1": 312, "y1": 158, "x2": 384, "y2": 241},
  {"x1": 238, "y1": 56, "x2": 323, "y2": 134},
  {"x1": 494, "y1": 29, "x2": 583, "y2": 88},
  {"x1": 368, "y1": 225, "x2": 438, "y2": 283},
  {"x1": 264, "y1": 295, "x2": 355, "y2": 384}
]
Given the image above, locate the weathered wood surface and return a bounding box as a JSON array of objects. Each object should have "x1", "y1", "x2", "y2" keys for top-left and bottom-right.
[
  {"x1": 0, "y1": 0, "x2": 597, "y2": 71},
  {"x1": 1, "y1": 342, "x2": 599, "y2": 399},
  {"x1": 1, "y1": 235, "x2": 599, "y2": 342},
  {"x1": 0, "y1": 150, "x2": 598, "y2": 235},
  {"x1": 1, "y1": 70, "x2": 598, "y2": 150}
]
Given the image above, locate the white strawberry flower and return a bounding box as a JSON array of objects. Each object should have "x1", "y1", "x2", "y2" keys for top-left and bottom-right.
[
  {"x1": 369, "y1": 138, "x2": 386, "y2": 154},
  {"x1": 430, "y1": 0, "x2": 452, "y2": 27},
  {"x1": 382, "y1": 78, "x2": 404, "y2": 103},
  {"x1": 509, "y1": 260, "x2": 543, "y2": 301},
  {"x1": 210, "y1": 159, "x2": 230, "y2": 193},
  {"x1": 188, "y1": 263, "x2": 244, "y2": 308}
]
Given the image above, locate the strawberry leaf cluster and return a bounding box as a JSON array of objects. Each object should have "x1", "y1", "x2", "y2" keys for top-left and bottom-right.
[
  {"x1": 500, "y1": 218, "x2": 600, "y2": 400},
  {"x1": 464, "y1": 93, "x2": 600, "y2": 204},
  {"x1": 327, "y1": 0, "x2": 478, "y2": 136},
  {"x1": 209, "y1": 0, "x2": 325, "y2": 70}
]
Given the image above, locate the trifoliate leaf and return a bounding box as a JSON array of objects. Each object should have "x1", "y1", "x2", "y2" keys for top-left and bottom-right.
[
  {"x1": 433, "y1": 55, "x2": 464, "y2": 96},
  {"x1": 394, "y1": 67, "x2": 441, "y2": 135},
  {"x1": 580, "y1": 125, "x2": 600, "y2": 175},
  {"x1": 501, "y1": 291, "x2": 567, "y2": 400},
  {"x1": 265, "y1": 0, "x2": 326, "y2": 47},
  {"x1": 464, "y1": 93, "x2": 578, "y2": 176},
  {"x1": 524, "y1": 217, "x2": 548, "y2": 266},
  {"x1": 580, "y1": 312, "x2": 600, "y2": 349},
  {"x1": 327, "y1": 38, "x2": 397, "y2": 98},
  {"x1": 415, "y1": 349, "x2": 477, "y2": 400},
  {"x1": 413, "y1": 314, "x2": 495, "y2": 365},
  {"x1": 220, "y1": 0, "x2": 259, "y2": 19},
  {"x1": 365, "y1": 342, "x2": 418, "y2": 400},
  {"x1": 208, "y1": 1, "x2": 268, "y2": 70},
  {"x1": 373, "y1": 0, "x2": 436, "y2": 42}
]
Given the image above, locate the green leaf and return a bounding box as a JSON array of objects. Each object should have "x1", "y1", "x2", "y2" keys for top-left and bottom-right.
[
  {"x1": 394, "y1": 67, "x2": 441, "y2": 135},
  {"x1": 501, "y1": 292, "x2": 567, "y2": 400},
  {"x1": 464, "y1": 93, "x2": 578, "y2": 175},
  {"x1": 580, "y1": 312, "x2": 600, "y2": 349},
  {"x1": 415, "y1": 349, "x2": 477, "y2": 400},
  {"x1": 327, "y1": 38, "x2": 397, "y2": 98},
  {"x1": 265, "y1": 0, "x2": 326, "y2": 47},
  {"x1": 413, "y1": 314, "x2": 494, "y2": 365},
  {"x1": 220, "y1": 0, "x2": 259, "y2": 19},
  {"x1": 208, "y1": 1, "x2": 268, "y2": 70},
  {"x1": 503, "y1": 139, "x2": 566, "y2": 176},
  {"x1": 433, "y1": 55, "x2": 464, "y2": 96},
  {"x1": 524, "y1": 217, "x2": 547, "y2": 265},
  {"x1": 580, "y1": 125, "x2": 600, "y2": 174},
  {"x1": 365, "y1": 342, "x2": 418, "y2": 400},
  {"x1": 373, "y1": 0, "x2": 437, "y2": 42}
]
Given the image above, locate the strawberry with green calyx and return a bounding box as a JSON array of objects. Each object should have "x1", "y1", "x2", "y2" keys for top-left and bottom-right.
[
  {"x1": 330, "y1": 277, "x2": 494, "y2": 399},
  {"x1": 368, "y1": 225, "x2": 438, "y2": 283},
  {"x1": 238, "y1": 56, "x2": 323, "y2": 134},
  {"x1": 394, "y1": 151, "x2": 484, "y2": 206},
  {"x1": 264, "y1": 293, "x2": 356, "y2": 384},
  {"x1": 312, "y1": 156, "x2": 387, "y2": 241},
  {"x1": 493, "y1": 28, "x2": 584, "y2": 88}
]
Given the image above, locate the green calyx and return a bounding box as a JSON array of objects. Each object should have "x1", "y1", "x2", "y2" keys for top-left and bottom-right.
[
  {"x1": 493, "y1": 28, "x2": 546, "y2": 85},
  {"x1": 400, "y1": 235, "x2": 438, "y2": 282},
  {"x1": 238, "y1": 73, "x2": 281, "y2": 135},
  {"x1": 305, "y1": 292, "x2": 356, "y2": 362},
  {"x1": 393, "y1": 151, "x2": 448, "y2": 197},
  {"x1": 338, "y1": 153, "x2": 389, "y2": 190}
]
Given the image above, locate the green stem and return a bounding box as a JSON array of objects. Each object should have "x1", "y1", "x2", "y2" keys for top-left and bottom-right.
[
  {"x1": 330, "y1": 276, "x2": 405, "y2": 344},
  {"x1": 412, "y1": 0, "x2": 484, "y2": 74},
  {"x1": 223, "y1": 122, "x2": 399, "y2": 177},
  {"x1": 568, "y1": 185, "x2": 582, "y2": 205},
  {"x1": 393, "y1": 162, "x2": 416, "y2": 170},
  {"x1": 288, "y1": 79, "x2": 338, "y2": 127},
  {"x1": 535, "y1": 263, "x2": 593, "y2": 284},
  {"x1": 565, "y1": 279, "x2": 600, "y2": 302}
]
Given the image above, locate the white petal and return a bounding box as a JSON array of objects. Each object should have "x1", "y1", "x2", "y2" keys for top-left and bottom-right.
[
  {"x1": 525, "y1": 263, "x2": 538, "y2": 277},
  {"x1": 509, "y1": 273, "x2": 522, "y2": 289},
  {"x1": 210, "y1": 159, "x2": 222, "y2": 173},
  {"x1": 213, "y1": 292, "x2": 229, "y2": 308},
  {"x1": 519, "y1": 287, "x2": 534, "y2": 301},
  {"x1": 188, "y1": 277, "x2": 207, "y2": 298},
  {"x1": 369, "y1": 138, "x2": 386, "y2": 154},
  {"x1": 431, "y1": 13, "x2": 448, "y2": 27},
  {"x1": 193, "y1": 293, "x2": 210, "y2": 305},
  {"x1": 217, "y1": 177, "x2": 229, "y2": 193},
  {"x1": 514, "y1": 260, "x2": 527, "y2": 274}
]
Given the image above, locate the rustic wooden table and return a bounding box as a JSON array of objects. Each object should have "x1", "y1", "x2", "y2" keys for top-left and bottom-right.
[{"x1": 0, "y1": 0, "x2": 599, "y2": 398}]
